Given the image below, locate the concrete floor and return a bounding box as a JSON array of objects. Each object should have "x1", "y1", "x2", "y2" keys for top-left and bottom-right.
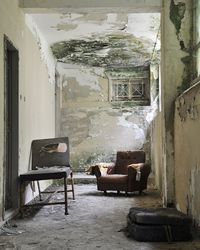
[{"x1": 1, "y1": 184, "x2": 200, "y2": 250}]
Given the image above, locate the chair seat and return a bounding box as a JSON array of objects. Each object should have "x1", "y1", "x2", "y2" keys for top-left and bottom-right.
[
  {"x1": 98, "y1": 174, "x2": 128, "y2": 184},
  {"x1": 20, "y1": 167, "x2": 72, "y2": 181}
]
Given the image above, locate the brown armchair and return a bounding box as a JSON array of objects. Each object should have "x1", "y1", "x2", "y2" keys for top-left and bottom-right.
[{"x1": 92, "y1": 151, "x2": 151, "y2": 195}]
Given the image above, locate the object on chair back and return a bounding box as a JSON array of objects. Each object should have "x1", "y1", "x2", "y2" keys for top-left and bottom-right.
[
  {"x1": 19, "y1": 137, "x2": 75, "y2": 215},
  {"x1": 92, "y1": 151, "x2": 151, "y2": 194}
]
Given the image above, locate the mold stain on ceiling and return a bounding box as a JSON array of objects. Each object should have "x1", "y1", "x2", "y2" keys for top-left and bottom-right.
[{"x1": 30, "y1": 12, "x2": 160, "y2": 68}]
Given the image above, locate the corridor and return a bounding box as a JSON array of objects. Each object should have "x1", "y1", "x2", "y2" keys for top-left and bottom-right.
[
  {"x1": 1, "y1": 184, "x2": 200, "y2": 250},
  {"x1": 1, "y1": 0, "x2": 200, "y2": 248}
]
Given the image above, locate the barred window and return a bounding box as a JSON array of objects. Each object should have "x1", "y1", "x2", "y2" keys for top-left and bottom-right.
[{"x1": 112, "y1": 78, "x2": 147, "y2": 101}]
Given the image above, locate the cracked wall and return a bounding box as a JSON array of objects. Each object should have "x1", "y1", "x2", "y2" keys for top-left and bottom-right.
[
  {"x1": 173, "y1": 0, "x2": 200, "y2": 226},
  {"x1": 159, "y1": 0, "x2": 193, "y2": 206},
  {"x1": 170, "y1": 0, "x2": 195, "y2": 93},
  {"x1": 175, "y1": 80, "x2": 200, "y2": 225},
  {"x1": 50, "y1": 13, "x2": 160, "y2": 172},
  {"x1": 56, "y1": 62, "x2": 158, "y2": 171}
]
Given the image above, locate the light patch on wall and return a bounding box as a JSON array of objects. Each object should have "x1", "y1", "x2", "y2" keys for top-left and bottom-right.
[
  {"x1": 126, "y1": 13, "x2": 160, "y2": 50},
  {"x1": 58, "y1": 63, "x2": 101, "y2": 91},
  {"x1": 117, "y1": 113, "x2": 133, "y2": 128},
  {"x1": 74, "y1": 110, "x2": 146, "y2": 151},
  {"x1": 117, "y1": 113, "x2": 146, "y2": 141},
  {"x1": 146, "y1": 96, "x2": 159, "y2": 124},
  {"x1": 106, "y1": 13, "x2": 118, "y2": 23},
  {"x1": 151, "y1": 64, "x2": 159, "y2": 80},
  {"x1": 25, "y1": 15, "x2": 56, "y2": 84}
]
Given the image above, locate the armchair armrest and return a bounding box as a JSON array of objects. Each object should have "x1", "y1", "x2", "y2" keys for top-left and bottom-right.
[
  {"x1": 128, "y1": 163, "x2": 151, "y2": 176},
  {"x1": 127, "y1": 163, "x2": 151, "y2": 193},
  {"x1": 128, "y1": 163, "x2": 145, "y2": 181},
  {"x1": 91, "y1": 165, "x2": 102, "y2": 178}
]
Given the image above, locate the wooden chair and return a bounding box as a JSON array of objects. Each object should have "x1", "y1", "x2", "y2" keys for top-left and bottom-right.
[{"x1": 19, "y1": 137, "x2": 75, "y2": 215}]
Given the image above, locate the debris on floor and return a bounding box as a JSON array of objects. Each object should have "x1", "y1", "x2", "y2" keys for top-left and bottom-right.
[
  {"x1": 0, "y1": 221, "x2": 24, "y2": 236},
  {"x1": 0, "y1": 185, "x2": 200, "y2": 250}
]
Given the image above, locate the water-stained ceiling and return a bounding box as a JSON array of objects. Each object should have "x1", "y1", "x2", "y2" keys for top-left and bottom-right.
[{"x1": 29, "y1": 12, "x2": 160, "y2": 68}]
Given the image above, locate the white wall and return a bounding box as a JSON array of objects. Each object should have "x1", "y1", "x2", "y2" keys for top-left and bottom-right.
[{"x1": 0, "y1": 0, "x2": 55, "y2": 222}]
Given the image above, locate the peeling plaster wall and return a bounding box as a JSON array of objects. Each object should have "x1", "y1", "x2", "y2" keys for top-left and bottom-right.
[
  {"x1": 195, "y1": 0, "x2": 200, "y2": 76},
  {"x1": 56, "y1": 62, "x2": 158, "y2": 171},
  {"x1": 51, "y1": 12, "x2": 160, "y2": 172},
  {"x1": 0, "y1": 0, "x2": 55, "y2": 222},
  {"x1": 175, "y1": 80, "x2": 200, "y2": 225},
  {"x1": 161, "y1": 0, "x2": 193, "y2": 206}
]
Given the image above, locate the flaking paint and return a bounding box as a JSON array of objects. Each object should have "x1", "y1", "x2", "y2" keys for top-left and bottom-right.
[{"x1": 56, "y1": 62, "x2": 158, "y2": 171}]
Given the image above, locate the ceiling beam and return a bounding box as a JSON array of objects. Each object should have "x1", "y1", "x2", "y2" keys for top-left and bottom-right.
[{"x1": 18, "y1": 0, "x2": 161, "y2": 13}]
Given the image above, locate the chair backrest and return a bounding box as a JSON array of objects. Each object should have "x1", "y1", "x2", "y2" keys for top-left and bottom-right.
[
  {"x1": 31, "y1": 137, "x2": 70, "y2": 170},
  {"x1": 115, "y1": 151, "x2": 145, "y2": 174}
]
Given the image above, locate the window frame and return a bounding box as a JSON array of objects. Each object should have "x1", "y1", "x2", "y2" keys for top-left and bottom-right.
[
  {"x1": 111, "y1": 77, "x2": 147, "y2": 101},
  {"x1": 106, "y1": 66, "x2": 150, "y2": 104}
]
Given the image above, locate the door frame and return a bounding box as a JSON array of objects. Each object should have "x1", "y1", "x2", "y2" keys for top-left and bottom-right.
[{"x1": 3, "y1": 35, "x2": 19, "y2": 219}]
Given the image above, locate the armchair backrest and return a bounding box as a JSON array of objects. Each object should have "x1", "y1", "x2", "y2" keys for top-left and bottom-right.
[{"x1": 115, "y1": 151, "x2": 145, "y2": 174}]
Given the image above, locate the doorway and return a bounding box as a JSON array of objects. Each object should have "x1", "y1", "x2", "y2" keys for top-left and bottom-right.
[{"x1": 4, "y1": 36, "x2": 19, "y2": 216}]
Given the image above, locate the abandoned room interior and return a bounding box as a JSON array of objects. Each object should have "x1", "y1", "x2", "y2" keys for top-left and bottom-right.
[{"x1": 1, "y1": 0, "x2": 200, "y2": 249}]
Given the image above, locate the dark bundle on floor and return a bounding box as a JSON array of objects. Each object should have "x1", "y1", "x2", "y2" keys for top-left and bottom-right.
[{"x1": 127, "y1": 207, "x2": 193, "y2": 242}]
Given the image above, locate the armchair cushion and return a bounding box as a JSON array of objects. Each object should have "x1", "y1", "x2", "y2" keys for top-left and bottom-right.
[
  {"x1": 98, "y1": 174, "x2": 128, "y2": 184},
  {"x1": 86, "y1": 162, "x2": 115, "y2": 175}
]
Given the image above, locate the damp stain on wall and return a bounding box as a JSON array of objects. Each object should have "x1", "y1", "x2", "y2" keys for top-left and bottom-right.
[
  {"x1": 170, "y1": 0, "x2": 196, "y2": 93},
  {"x1": 55, "y1": 61, "x2": 159, "y2": 171},
  {"x1": 50, "y1": 13, "x2": 160, "y2": 171},
  {"x1": 170, "y1": 0, "x2": 186, "y2": 37},
  {"x1": 51, "y1": 34, "x2": 152, "y2": 67}
]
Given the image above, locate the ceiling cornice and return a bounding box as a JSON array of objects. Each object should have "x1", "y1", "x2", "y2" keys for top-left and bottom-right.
[{"x1": 18, "y1": 0, "x2": 161, "y2": 13}]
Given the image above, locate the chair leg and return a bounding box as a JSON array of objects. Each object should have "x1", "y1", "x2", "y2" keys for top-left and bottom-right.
[
  {"x1": 37, "y1": 181, "x2": 42, "y2": 201},
  {"x1": 20, "y1": 181, "x2": 25, "y2": 217},
  {"x1": 64, "y1": 177, "x2": 68, "y2": 215},
  {"x1": 117, "y1": 190, "x2": 120, "y2": 195},
  {"x1": 104, "y1": 191, "x2": 107, "y2": 195},
  {"x1": 70, "y1": 172, "x2": 75, "y2": 200}
]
